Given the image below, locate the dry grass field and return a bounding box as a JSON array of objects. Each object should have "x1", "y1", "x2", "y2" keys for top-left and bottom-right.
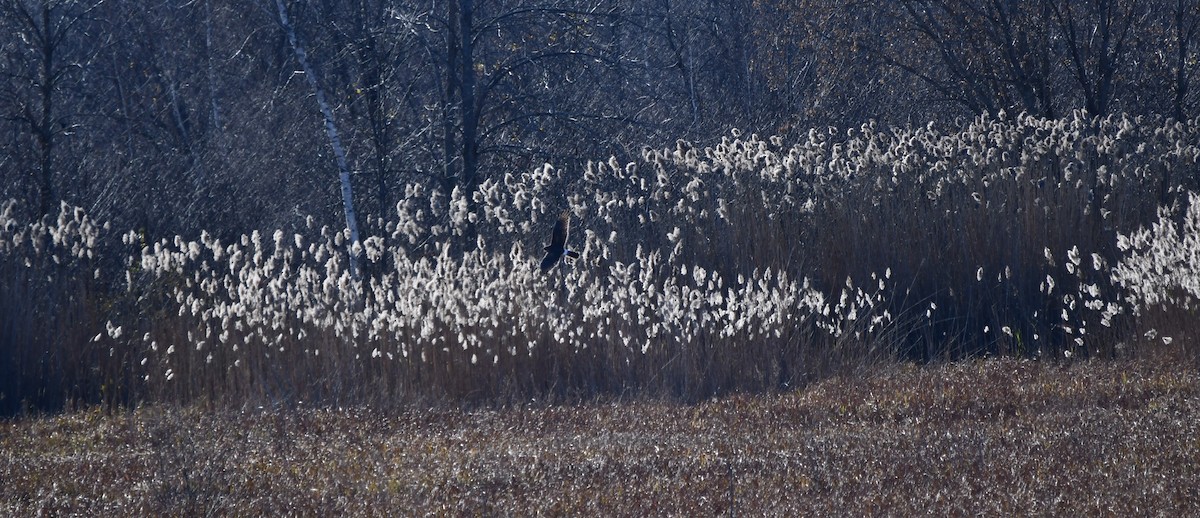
[{"x1": 4, "y1": 354, "x2": 1198, "y2": 516}]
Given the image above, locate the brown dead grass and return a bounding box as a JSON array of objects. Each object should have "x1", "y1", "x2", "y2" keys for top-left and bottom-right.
[{"x1": 3, "y1": 355, "x2": 1198, "y2": 516}]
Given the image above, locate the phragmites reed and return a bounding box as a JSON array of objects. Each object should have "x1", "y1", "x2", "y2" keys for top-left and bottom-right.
[{"x1": 2, "y1": 110, "x2": 1198, "y2": 412}]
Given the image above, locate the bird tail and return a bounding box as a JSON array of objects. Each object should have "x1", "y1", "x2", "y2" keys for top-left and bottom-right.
[{"x1": 565, "y1": 250, "x2": 580, "y2": 259}]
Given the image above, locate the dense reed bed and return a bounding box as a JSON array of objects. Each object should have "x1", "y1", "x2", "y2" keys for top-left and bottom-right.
[{"x1": 2, "y1": 111, "x2": 1198, "y2": 412}]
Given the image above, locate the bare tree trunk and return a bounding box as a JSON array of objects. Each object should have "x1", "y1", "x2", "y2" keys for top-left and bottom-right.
[
  {"x1": 205, "y1": 0, "x2": 222, "y2": 132},
  {"x1": 1172, "y1": 0, "x2": 1199, "y2": 122},
  {"x1": 458, "y1": 0, "x2": 479, "y2": 194},
  {"x1": 35, "y1": 3, "x2": 57, "y2": 217},
  {"x1": 443, "y1": 0, "x2": 460, "y2": 197},
  {"x1": 274, "y1": 0, "x2": 361, "y2": 276},
  {"x1": 440, "y1": 0, "x2": 480, "y2": 251}
]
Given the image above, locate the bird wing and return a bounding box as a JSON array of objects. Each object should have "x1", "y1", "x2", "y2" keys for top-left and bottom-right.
[
  {"x1": 550, "y1": 212, "x2": 569, "y2": 249},
  {"x1": 539, "y1": 251, "x2": 560, "y2": 271}
]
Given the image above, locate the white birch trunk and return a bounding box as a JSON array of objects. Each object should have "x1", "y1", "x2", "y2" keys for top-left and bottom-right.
[{"x1": 275, "y1": 0, "x2": 361, "y2": 276}]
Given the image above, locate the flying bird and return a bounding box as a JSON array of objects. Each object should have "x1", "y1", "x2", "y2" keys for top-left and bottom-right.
[{"x1": 540, "y1": 211, "x2": 580, "y2": 272}]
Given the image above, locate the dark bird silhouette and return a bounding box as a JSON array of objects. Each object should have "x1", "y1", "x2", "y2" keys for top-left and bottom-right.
[{"x1": 540, "y1": 211, "x2": 580, "y2": 271}]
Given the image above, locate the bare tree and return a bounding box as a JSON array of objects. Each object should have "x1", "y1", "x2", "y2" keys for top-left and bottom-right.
[
  {"x1": 858, "y1": 0, "x2": 1061, "y2": 118},
  {"x1": 434, "y1": 1, "x2": 632, "y2": 193},
  {"x1": 1046, "y1": 0, "x2": 1145, "y2": 116},
  {"x1": 273, "y1": 0, "x2": 362, "y2": 273},
  {"x1": 1168, "y1": 0, "x2": 1200, "y2": 121},
  {"x1": 0, "y1": 0, "x2": 101, "y2": 217}
]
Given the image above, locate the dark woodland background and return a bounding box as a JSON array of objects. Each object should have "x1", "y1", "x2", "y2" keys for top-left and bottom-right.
[{"x1": 3, "y1": 0, "x2": 1196, "y2": 233}]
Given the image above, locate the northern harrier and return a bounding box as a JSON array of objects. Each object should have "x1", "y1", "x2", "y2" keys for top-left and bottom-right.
[{"x1": 540, "y1": 211, "x2": 580, "y2": 271}]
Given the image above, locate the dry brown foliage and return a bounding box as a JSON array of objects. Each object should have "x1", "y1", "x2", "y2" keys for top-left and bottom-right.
[{"x1": 3, "y1": 355, "x2": 1197, "y2": 515}]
